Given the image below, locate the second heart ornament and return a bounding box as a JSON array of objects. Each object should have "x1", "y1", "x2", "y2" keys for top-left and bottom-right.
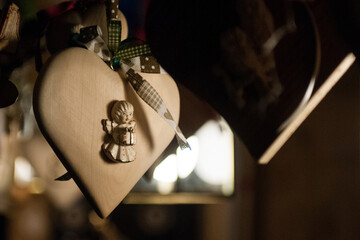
[{"x1": 34, "y1": 47, "x2": 181, "y2": 218}]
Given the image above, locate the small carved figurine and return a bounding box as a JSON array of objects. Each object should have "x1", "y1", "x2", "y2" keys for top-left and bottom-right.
[{"x1": 101, "y1": 100, "x2": 136, "y2": 163}]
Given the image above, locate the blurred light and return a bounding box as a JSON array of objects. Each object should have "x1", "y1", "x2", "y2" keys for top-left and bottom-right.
[
  {"x1": 156, "y1": 182, "x2": 175, "y2": 195},
  {"x1": 152, "y1": 118, "x2": 234, "y2": 196},
  {"x1": 14, "y1": 156, "x2": 34, "y2": 187},
  {"x1": 194, "y1": 119, "x2": 234, "y2": 192},
  {"x1": 153, "y1": 154, "x2": 178, "y2": 183},
  {"x1": 176, "y1": 136, "x2": 199, "y2": 179},
  {"x1": 29, "y1": 177, "x2": 45, "y2": 194}
]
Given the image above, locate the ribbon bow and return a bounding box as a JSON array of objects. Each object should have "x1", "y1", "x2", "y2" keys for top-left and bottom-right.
[
  {"x1": 107, "y1": 20, "x2": 152, "y2": 67},
  {"x1": 77, "y1": 20, "x2": 190, "y2": 150}
]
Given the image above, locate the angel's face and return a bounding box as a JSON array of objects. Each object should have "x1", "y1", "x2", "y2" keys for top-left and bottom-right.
[{"x1": 120, "y1": 111, "x2": 133, "y2": 123}]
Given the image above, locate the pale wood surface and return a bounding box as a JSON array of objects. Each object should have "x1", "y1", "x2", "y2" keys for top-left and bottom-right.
[
  {"x1": 34, "y1": 4, "x2": 163, "y2": 218},
  {"x1": 35, "y1": 5, "x2": 176, "y2": 217},
  {"x1": 34, "y1": 47, "x2": 180, "y2": 218}
]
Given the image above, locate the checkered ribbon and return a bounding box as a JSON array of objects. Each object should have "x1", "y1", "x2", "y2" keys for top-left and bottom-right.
[
  {"x1": 113, "y1": 44, "x2": 152, "y2": 61},
  {"x1": 76, "y1": 21, "x2": 190, "y2": 150},
  {"x1": 125, "y1": 69, "x2": 190, "y2": 150},
  {"x1": 108, "y1": 20, "x2": 121, "y2": 52},
  {"x1": 108, "y1": 20, "x2": 152, "y2": 63}
]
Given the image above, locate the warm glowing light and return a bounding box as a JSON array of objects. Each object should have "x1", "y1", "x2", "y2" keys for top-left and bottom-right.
[
  {"x1": 153, "y1": 154, "x2": 178, "y2": 183},
  {"x1": 14, "y1": 156, "x2": 34, "y2": 187},
  {"x1": 152, "y1": 118, "x2": 234, "y2": 196},
  {"x1": 29, "y1": 177, "x2": 45, "y2": 194},
  {"x1": 194, "y1": 119, "x2": 234, "y2": 191},
  {"x1": 176, "y1": 136, "x2": 199, "y2": 179},
  {"x1": 156, "y1": 182, "x2": 175, "y2": 195}
]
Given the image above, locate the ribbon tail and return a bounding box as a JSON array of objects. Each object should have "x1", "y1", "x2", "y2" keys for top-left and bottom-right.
[
  {"x1": 175, "y1": 133, "x2": 191, "y2": 150},
  {"x1": 125, "y1": 68, "x2": 190, "y2": 150},
  {"x1": 77, "y1": 25, "x2": 111, "y2": 61},
  {"x1": 55, "y1": 172, "x2": 72, "y2": 181}
]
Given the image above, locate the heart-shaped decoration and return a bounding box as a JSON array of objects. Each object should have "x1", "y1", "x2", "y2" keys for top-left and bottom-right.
[
  {"x1": 34, "y1": 4, "x2": 180, "y2": 218},
  {"x1": 34, "y1": 47, "x2": 180, "y2": 218},
  {"x1": 146, "y1": 0, "x2": 320, "y2": 162}
]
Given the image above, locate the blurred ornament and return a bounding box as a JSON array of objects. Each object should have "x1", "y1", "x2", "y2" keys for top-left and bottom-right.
[
  {"x1": 22, "y1": 131, "x2": 82, "y2": 210},
  {"x1": 146, "y1": 0, "x2": 320, "y2": 161},
  {"x1": 0, "y1": 2, "x2": 20, "y2": 108},
  {"x1": 0, "y1": 3, "x2": 20, "y2": 53},
  {"x1": 0, "y1": 80, "x2": 18, "y2": 108}
]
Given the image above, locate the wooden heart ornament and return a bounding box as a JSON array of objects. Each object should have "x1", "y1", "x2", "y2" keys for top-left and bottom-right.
[
  {"x1": 34, "y1": 47, "x2": 180, "y2": 218},
  {"x1": 34, "y1": 3, "x2": 181, "y2": 217}
]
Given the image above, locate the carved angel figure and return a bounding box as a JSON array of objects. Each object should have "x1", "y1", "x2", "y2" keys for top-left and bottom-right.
[{"x1": 101, "y1": 100, "x2": 136, "y2": 163}]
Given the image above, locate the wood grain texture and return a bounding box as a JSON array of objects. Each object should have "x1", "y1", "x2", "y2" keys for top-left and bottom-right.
[{"x1": 34, "y1": 47, "x2": 180, "y2": 218}]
